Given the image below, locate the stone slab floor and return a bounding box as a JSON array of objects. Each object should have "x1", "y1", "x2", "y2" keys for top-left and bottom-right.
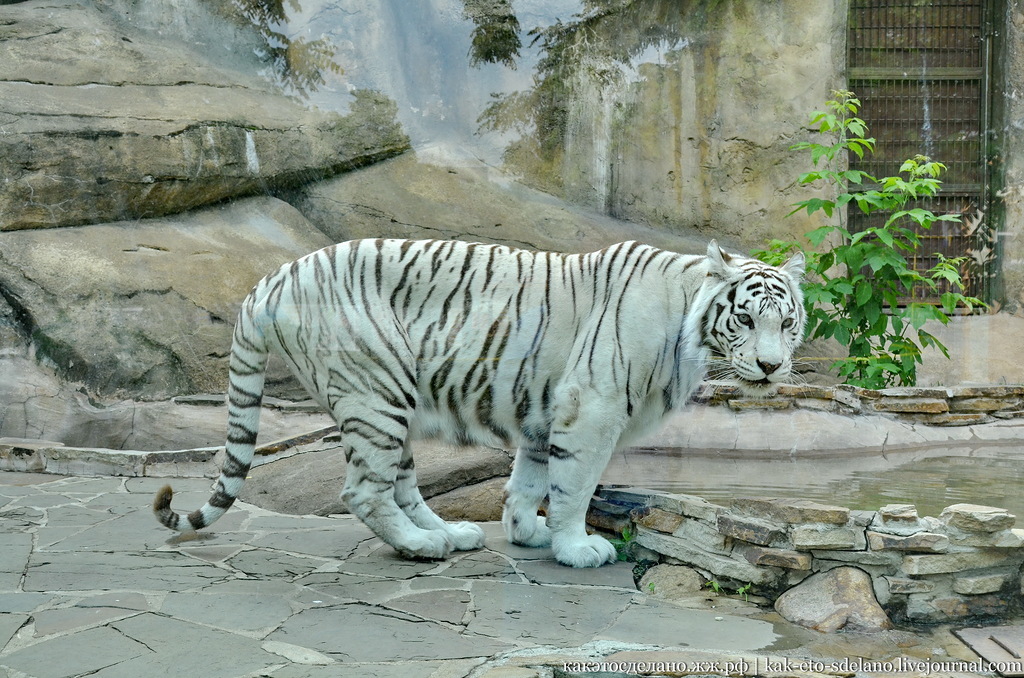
[{"x1": 0, "y1": 472, "x2": 990, "y2": 678}]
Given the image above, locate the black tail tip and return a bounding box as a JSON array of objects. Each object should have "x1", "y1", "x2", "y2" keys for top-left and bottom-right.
[{"x1": 154, "y1": 485, "x2": 174, "y2": 512}]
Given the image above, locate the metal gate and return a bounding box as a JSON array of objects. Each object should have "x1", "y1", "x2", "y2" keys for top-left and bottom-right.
[{"x1": 847, "y1": 0, "x2": 998, "y2": 303}]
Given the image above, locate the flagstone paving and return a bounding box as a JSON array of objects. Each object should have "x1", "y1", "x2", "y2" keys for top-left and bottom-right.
[{"x1": 0, "y1": 471, "x2": 990, "y2": 678}]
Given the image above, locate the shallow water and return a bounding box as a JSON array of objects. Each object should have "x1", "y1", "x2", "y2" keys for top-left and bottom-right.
[{"x1": 601, "y1": 443, "x2": 1024, "y2": 519}]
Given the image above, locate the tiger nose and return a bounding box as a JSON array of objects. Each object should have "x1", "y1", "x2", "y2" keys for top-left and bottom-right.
[{"x1": 757, "y1": 359, "x2": 781, "y2": 376}]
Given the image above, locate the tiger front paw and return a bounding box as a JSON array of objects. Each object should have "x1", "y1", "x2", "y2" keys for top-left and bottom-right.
[
  {"x1": 446, "y1": 521, "x2": 486, "y2": 551},
  {"x1": 552, "y1": 533, "x2": 617, "y2": 568},
  {"x1": 395, "y1": 529, "x2": 453, "y2": 561}
]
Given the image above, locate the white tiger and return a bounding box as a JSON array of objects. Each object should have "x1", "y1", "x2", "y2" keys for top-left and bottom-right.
[{"x1": 155, "y1": 239, "x2": 805, "y2": 567}]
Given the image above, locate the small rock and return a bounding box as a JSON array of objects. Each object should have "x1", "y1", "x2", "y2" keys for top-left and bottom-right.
[
  {"x1": 774, "y1": 567, "x2": 893, "y2": 633},
  {"x1": 716, "y1": 514, "x2": 786, "y2": 547},
  {"x1": 427, "y1": 477, "x2": 507, "y2": 521},
  {"x1": 631, "y1": 507, "x2": 685, "y2": 534},
  {"x1": 740, "y1": 545, "x2": 812, "y2": 570},
  {"x1": 866, "y1": 530, "x2": 949, "y2": 553},
  {"x1": 639, "y1": 564, "x2": 705, "y2": 601},
  {"x1": 952, "y1": 573, "x2": 1009, "y2": 596},
  {"x1": 791, "y1": 525, "x2": 861, "y2": 550},
  {"x1": 879, "y1": 504, "x2": 919, "y2": 523},
  {"x1": 940, "y1": 504, "x2": 1016, "y2": 532}
]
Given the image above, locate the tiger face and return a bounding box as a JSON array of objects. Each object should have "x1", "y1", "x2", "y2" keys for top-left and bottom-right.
[{"x1": 703, "y1": 245, "x2": 806, "y2": 397}]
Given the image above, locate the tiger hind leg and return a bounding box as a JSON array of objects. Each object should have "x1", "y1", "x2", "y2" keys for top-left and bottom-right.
[
  {"x1": 337, "y1": 407, "x2": 453, "y2": 560},
  {"x1": 393, "y1": 443, "x2": 485, "y2": 552},
  {"x1": 501, "y1": 446, "x2": 552, "y2": 547}
]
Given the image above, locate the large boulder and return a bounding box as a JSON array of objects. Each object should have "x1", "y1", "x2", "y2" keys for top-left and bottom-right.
[
  {"x1": 0, "y1": 0, "x2": 408, "y2": 231},
  {"x1": 0, "y1": 197, "x2": 332, "y2": 398},
  {"x1": 0, "y1": 355, "x2": 333, "y2": 449},
  {"x1": 290, "y1": 153, "x2": 717, "y2": 255},
  {"x1": 774, "y1": 567, "x2": 893, "y2": 633}
]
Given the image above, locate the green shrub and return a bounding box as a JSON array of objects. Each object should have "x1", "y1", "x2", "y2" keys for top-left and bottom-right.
[{"x1": 754, "y1": 90, "x2": 983, "y2": 389}]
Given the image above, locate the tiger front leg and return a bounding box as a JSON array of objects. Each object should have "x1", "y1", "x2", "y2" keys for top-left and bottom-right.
[
  {"x1": 544, "y1": 387, "x2": 624, "y2": 568},
  {"x1": 502, "y1": 445, "x2": 553, "y2": 548}
]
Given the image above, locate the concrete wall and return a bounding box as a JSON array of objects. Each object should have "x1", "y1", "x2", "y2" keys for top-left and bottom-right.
[
  {"x1": 999, "y1": 0, "x2": 1024, "y2": 315},
  {"x1": 548, "y1": 1, "x2": 847, "y2": 248}
]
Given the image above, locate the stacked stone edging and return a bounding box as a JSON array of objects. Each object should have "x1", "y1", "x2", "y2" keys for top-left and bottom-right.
[
  {"x1": 591, "y1": 487, "x2": 1024, "y2": 624},
  {"x1": 698, "y1": 383, "x2": 1024, "y2": 426}
]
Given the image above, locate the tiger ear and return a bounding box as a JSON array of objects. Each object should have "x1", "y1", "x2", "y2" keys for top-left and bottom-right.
[
  {"x1": 706, "y1": 240, "x2": 735, "y2": 279},
  {"x1": 781, "y1": 250, "x2": 806, "y2": 280}
]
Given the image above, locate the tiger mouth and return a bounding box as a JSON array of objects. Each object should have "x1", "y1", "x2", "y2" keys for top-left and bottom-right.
[{"x1": 736, "y1": 376, "x2": 782, "y2": 397}]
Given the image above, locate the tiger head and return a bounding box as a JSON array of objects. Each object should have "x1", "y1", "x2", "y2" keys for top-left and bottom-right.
[{"x1": 701, "y1": 241, "x2": 806, "y2": 397}]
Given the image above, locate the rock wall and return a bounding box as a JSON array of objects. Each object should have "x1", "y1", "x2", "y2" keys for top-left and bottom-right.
[
  {"x1": 696, "y1": 382, "x2": 1024, "y2": 427},
  {"x1": 0, "y1": 197, "x2": 333, "y2": 398},
  {"x1": 593, "y1": 488, "x2": 1024, "y2": 624},
  {"x1": 0, "y1": 1, "x2": 408, "y2": 231}
]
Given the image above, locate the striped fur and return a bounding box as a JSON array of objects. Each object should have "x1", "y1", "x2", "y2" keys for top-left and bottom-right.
[{"x1": 154, "y1": 239, "x2": 804, "y2": 567}]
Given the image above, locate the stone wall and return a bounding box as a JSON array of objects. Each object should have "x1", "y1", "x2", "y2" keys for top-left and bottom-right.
[
  {"x1": 591, "y1": 488, "x2": 1024, "y2": 624},
  {"x1": 698, "y1": 382, "x2": 1024, "y2": 427}
]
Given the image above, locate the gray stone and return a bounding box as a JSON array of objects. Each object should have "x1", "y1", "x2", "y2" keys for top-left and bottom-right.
[
  {"x1": 158, "y1": 581, "x2": 297, "y2": 634},
  {"x1": 106, "y1": 613, "x2": 283, "y2": 677},
  {"x1": 869, "y1": 512, "x2": 942, "y2": 537},
  {"x1": 952, "y1": 573, "x2": 1010, "y2": 596},
  {"x1": 866, "y1": 531, "x2": 950, "y2": 553},
  {"x1": 23, "y1": 550, "x2": 231, "y2": 592},
  {"x1": 599, "y1": 599, "x2": 778, "y2": 651},
  {"x1": 632, "y1": 506, "x2": 685, "y2": 534},
  {"x1": 738, "y1": 545, "x2": 812, "y2": 570},
  {"x1": 949, "y1": 397, "x2": 1015, "y2": 412},
  {"x1": 672, "y1": 515, "x2": 730, "y2": 554},
  {"x1": 634, "y1": 527, "x2": 780, "y2": 586},
  {"x1": 716, "y1": 514, "x2": 786, "y2": 547},
  {"x1": 884, "y1": 577, "x2": 936, "y2": 594},
  {"x1": 384, "y1": 589, "x2": 473, "y2": 625},
  {"x1": 870, "y1": 397, "x2": 949, "y2": 414},
  {"x1": 36, "y1": 606, "x2": 142, "y2": 640},
  {"x1": 639, "y1": 564, "x2": 706, "y2": 600},
  {"x1": 947, "y1": 527, "x2": 1024, "y2": 548},
  {"x1": 879, "y1": 504, "x2": 919, "y2": 523},
  {"x1": 908, "y1": 593, "x2": 1011, "y2": 622},
  {"x1": 250, "y1": 524, "x2": 373, "y2": 560},
  {"x1": 0, "y1": 625, "x2": 151, "y2": 678},
  {"x1": 271, "y1": 603, "x2": 509, "y2": 661},
  {"x1": 774, "y1": 567, "x2": 893, "y2": 633},
  {"x1": 940, "y1": 503, "x2": 1016, "y2": 532},
  {"x1": 652, "y1": 492, "x2": 723, "y2": 523},
  {"x1": 0, "y1": 613, "x2": 27, "y2": 656},
  {"x1": 731, "y1": 497, "x2": 850, "y2": 525},
  {"x1": 901, "y1": 550, "x2": 1015, "y2": 576},
  {"x1": 517, "y1": 558, "x2": 636, "y2": 588},
  {"x1": 727, "y1": 398, "x2": 793, "y2": 411},
  {"x1": 791, "y1": 525, "x2": 862, "y2": 550},
  {"x1": 436, "y1": 551, "x2": 519, "y2": 581},
  {"x1": 428, "y1": 477, "x2": 507, "y2": 521},
  {"x1": 465, "y1": 580, "x2": 635, "y2": 646}
]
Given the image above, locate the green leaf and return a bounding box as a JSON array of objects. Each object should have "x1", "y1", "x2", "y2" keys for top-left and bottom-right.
[
  {"x1": 855, "y1": 280, "x2": 873, "y2": 306},
  {"x1": 806, "y1": 226, "x2": 833, "y2": 248},
  {"x1": 834, "y1": 324, "x2": 851, "y2": 346},
  {"x1": 905, "y1": 304, "x2": 941, "y2": 329}
]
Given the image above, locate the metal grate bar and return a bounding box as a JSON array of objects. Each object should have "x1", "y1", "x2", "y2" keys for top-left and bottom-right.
[{"x1": 847, "y1": 0, "x2": 991, "y2": 303}]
